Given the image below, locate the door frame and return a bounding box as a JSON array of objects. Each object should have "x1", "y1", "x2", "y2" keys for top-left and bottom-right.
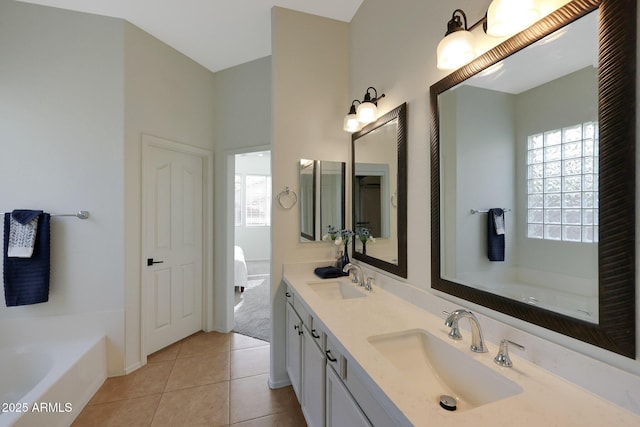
[
  {"x1": 141, "y1": 134, "x2": 214, "y2": 363},
  {"x1": 220, "y1": 145, "x2": 271, "y2": 333}
]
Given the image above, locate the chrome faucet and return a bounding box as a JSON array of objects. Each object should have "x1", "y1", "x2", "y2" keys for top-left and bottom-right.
[
  {"x1": 444, "y1": 309, "x2": 488, "y2": 353},
  {"x1": 342, "y1": 263, "x2": 365, "y2": 287}
]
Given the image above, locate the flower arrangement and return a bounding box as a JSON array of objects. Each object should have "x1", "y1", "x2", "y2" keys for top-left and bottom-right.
[
  {"x1": 336, "y1": 229, "x2": 355, "y2": 246},
  {"x1": 322, "y1": 225, "x2": 340, "y2": 241},
  {"x1": 357, "y1": 227, "x2": 375, "y2": 244}
]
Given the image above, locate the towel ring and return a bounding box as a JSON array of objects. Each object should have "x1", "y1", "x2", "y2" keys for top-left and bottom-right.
[
  {"x1": 276, "y1": 187, "x2": 298, "y2": 209},
  {"x1": 391, "y1": 191, "x2": 398, "y2": 208}
]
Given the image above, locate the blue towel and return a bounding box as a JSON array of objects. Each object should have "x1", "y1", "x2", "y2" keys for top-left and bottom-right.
[
  {"x1": 314, "y1": 266, "x2": 348, "y2": 279},
  {"x1": 487, "y1": 208, "x2": 505, "y2": 262},
  {"x1": 3, "y1": 211, "x2": 51, "y2": 306}
]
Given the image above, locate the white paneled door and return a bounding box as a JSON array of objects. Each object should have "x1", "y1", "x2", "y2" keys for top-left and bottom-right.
[{"x1": 143, "y1": 136, "x2": 205, "y2": 355}]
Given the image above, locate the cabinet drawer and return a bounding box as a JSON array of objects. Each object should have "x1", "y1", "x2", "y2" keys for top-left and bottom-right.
[
  {"x1": 325, "y1": 334, "x2": 346, "y2": 380},
  {"x1": 307, "y1": 315, "x2": 326, "y2": 350},
  {"x1": 326, "y1": 334, "x2": 398, "y2": 427}
]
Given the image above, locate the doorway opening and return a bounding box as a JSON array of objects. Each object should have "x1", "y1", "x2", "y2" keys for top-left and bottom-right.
[{"x1": 232, "y1": 150, "x2": 271, "y2": 342}]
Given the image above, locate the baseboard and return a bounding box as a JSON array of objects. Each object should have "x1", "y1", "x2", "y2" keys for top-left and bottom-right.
[
  {"x1": 123, "y1": 361, "x2": 143, "y2": 375},
  {"x1": 268, "y1": 375, "x2": 292, "y2": 389}
]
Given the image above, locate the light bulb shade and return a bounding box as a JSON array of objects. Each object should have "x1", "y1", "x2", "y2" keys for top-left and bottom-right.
[
  {"x1": 486, "y1": 0, "x2": 540, "y2": 38},
  {"x1": 437, "y1": 30, "x2": 476, "y2": 70},
  {"x1": 343, "y1": 113, "x2": 360, "y2": 132},
  {"x1": 356, "y1": 102, "x2": 378, "y2": 124}
]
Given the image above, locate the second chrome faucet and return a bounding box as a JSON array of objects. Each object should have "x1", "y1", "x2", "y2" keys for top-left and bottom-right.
[
  {"x1": 444, "y1": 308, "x2": 488, "y2": 353},
  {"x1": 343, "y1": 263, "x2": 373, "y2": 291}
]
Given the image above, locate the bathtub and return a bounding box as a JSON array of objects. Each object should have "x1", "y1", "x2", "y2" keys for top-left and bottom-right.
[{"x1": 0, "y1": 335, "x2": 106, "y2": 427}]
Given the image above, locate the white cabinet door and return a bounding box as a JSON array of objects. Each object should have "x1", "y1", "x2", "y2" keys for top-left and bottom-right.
[
  {"x1": 326, "y1": 367, "x2": 371, "y2": 427},
  {"x1": 302, "y1": 328, "x2": 326, "y2": 427},
  {"x1": 286, "y1": 302, "x2": 303, "y2": 400}
]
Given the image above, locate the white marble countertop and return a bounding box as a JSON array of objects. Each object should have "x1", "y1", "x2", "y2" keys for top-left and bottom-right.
[{"x1": 283, "y1": 263, "x2": 640, "y2": 427}]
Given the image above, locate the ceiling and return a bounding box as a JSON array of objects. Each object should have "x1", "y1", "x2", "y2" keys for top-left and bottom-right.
[{"x1": 17, "y1": 0, "x2": 364, "y2": 72}]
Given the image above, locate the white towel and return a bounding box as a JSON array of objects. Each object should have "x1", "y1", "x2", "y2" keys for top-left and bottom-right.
[
  {"x1": 8, "y1": 215, "x2": 39, "y2": 258},
  {"x1": 493, "y1": 211, "x2": 505, "y2": 236}
]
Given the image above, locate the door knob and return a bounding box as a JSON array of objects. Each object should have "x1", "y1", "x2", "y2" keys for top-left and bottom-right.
[{"x1": 147, "y1": 258, "x2": 164, "y2": 266}]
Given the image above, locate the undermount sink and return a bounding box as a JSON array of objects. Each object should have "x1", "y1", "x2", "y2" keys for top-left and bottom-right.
[
  {"x1": 307, "y1": 280, "x2": 367, "y2": 300},
  {"x1": 367, "y1": 329, "x2": 522, "y2": 412}
]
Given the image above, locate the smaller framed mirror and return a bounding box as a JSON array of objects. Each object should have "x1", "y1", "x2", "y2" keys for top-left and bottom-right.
[
  {"x1": 299, "y1": 160, "x2": 316, "y2": 241},
  {"x1": 299, "y1": 159, "x2": 346, "y2": 242},
  {"x1": 352, "y1": 103, "x2": 407, "y2": 278}
]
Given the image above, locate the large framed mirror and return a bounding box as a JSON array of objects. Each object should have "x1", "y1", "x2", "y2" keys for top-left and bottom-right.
[
  {"x1": 299, "y1": 159, "x2": 346, "y2": 242},
  {"x1": 352, "y1": 103, "x2": 407, "y2": 278},
  {"x1": 430, "y1": 0, "x2": 635, "y2": 358}
]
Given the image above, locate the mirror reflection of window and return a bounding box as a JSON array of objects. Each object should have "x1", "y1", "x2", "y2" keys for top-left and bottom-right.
[{"x1": 526, "y1": 122, "x2": 599, "y2": 242}]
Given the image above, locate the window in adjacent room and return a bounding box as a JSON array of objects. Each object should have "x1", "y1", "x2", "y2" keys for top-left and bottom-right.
[
  {"x1": 235, "y1": 174, "x2": 243, "y2": 226},
  {"x1": 526, "y1": 122, "x2": 598, "y2": 242},
  {"x1": 245, "y1": 175, "x2": 272, "y2": 227}
]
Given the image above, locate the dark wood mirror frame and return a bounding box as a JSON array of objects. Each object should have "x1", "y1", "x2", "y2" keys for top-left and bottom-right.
[
  {"x1": 430, "y1": 0, "x2": 636, "y2": 358},
  {"x1": 299, "y1": 160, "x2": 317, "y2": 242},
  {"x1": 353, "y1": 102, "x2": 408, "y2": 278}
]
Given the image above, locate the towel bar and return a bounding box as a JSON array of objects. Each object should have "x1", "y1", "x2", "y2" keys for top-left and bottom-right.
[
  {"x1": 51, "y1": 211, "x2": 89, "y2": 219},
  {"x1": 470, "y1": 208, "x2": 511, "y2": 214}
]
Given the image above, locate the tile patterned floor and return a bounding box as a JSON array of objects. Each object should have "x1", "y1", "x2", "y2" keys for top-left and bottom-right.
[{"x1": 72, "y1": 332, "x2": 307, "y2": 427}]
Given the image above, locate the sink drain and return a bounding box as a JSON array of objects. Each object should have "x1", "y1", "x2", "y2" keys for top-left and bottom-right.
[{"x1": 439, "y1": 395, "x2": 457, "y2": 411}]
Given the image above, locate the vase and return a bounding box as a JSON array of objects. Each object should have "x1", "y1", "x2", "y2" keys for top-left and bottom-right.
[
  {"x1": 341, "y1": 243, "x2": 350, "y2": 268},
  {"x1": 362, "y1": 241, "x2": 367, "y2": 255}
]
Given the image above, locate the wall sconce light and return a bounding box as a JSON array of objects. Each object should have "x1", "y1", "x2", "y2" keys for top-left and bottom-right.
[
  {"x1": 343, "y1": 100, "x2": 361, "y2": 132},
  {"x1": 343, "y1": 87, "x2": 386, "y2": 133},
  {"x1": 437, "y1": 0, "x2": 541, "y2": 71},
  {"x1": 436, "y1": 9, "x2": 481, "y2": 71},
  {"x1": 356, "y1": 87, "x2": 385, "y2": 125}
]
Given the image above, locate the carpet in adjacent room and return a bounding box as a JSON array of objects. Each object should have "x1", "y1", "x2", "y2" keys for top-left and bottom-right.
[{"x1": 233, "y1": 277, "x2": 270, "y2": 342}]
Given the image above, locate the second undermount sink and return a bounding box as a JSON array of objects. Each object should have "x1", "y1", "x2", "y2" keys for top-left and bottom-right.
[
  {"x1": 307, "y1": 280, "x2": 367, "y2": 300},
  {"x1": 367, "y1": 329, "x2": 523, "y2": 412}
]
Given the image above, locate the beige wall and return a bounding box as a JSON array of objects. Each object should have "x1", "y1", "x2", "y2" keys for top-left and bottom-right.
[
  {"x1": 270, "y1": 7, "x2": 350, "y2": 386},
  {"x1": 123, "y1": 22, "x2": 217, "y2": 373}
]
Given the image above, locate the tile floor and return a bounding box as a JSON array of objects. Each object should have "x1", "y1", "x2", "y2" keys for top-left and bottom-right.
[{"x1": 72, "y1": 331, "x2": 307, "y2": 427}]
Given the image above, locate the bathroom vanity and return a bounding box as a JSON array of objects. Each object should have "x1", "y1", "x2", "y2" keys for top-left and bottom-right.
[{"x1": 283, "y1": 262, "x2": 639, "y2": 426}]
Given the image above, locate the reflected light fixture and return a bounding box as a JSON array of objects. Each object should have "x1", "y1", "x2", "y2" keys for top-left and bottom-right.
[
  {"x1": 356, "y1": 87, "x2": 385, "y2": 125},
  {"x1": 343, "y1": 100, "x2": 361, "y2": 132},
  {"x1": 437, "y1": 0, "x2": 541, "y2": 71},
  {"x1": 487, "y1": 0, "x2": 540, "y2": 38}
]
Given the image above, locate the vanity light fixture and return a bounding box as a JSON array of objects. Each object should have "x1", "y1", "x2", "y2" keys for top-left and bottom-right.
[
  {"x1": 436, "y1": 9, "x2": 482, "y2": 70},
  {"x1": 437, "y1": 0, "x2": 541, "y2": 71},
  {"x1": 343, "y1": 100, "x2": 362, "y2": 132},
  {"x1": 343, "y1": 87, "x2": 386, "y2": 132},
  {"x1": 486, "y1": 0, "x2": 539, "y2": 38},
  {"x1": 356, "y1": 87, "x2": 385, "y2": 125}
]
